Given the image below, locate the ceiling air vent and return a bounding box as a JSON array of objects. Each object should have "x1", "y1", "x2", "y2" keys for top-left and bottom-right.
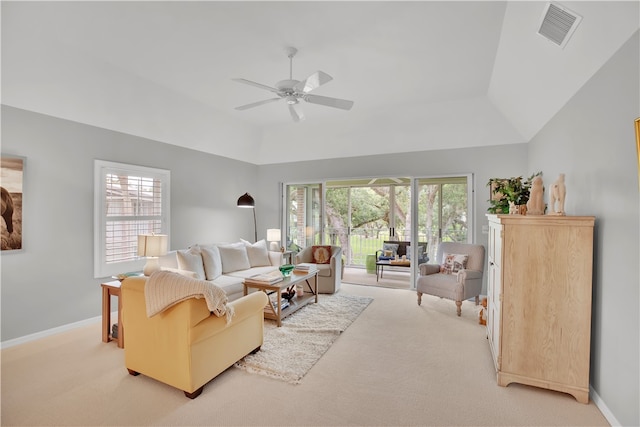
[{"x1": 537, "y1": 2, "x2": 582, "y2": 48}]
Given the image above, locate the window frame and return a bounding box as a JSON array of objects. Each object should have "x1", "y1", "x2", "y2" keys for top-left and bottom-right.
[{"x1": 93, "y1": 160, "x2": 170, "y2": 278}]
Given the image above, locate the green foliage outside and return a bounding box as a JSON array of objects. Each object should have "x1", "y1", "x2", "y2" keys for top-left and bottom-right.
[{"x1": 323, "y1": 182, "x2": 468, "y2": 265}]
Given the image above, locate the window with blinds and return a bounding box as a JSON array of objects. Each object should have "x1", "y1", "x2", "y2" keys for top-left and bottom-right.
[{"x1": 94, "y1": 160, "x2": 170, "y2": 278}]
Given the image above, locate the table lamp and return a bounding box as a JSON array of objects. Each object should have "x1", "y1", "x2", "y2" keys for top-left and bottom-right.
[
  {"x1": 138, "y1": 233, "x2": 168, "y2": 276},
  {"x1": 266, "y1": 228, "x2": 281, "y2": 251}
]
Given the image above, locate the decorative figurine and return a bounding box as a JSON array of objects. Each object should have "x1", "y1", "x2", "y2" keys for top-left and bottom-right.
[
  {"x1": 509, "y1": 201, "x2": 519, "y2": 215},
  {"x1": 549, "y1": 173, "x2": 566, "y2": 215},
  {"x1": 526, "y1": 175, "x2": 545, "y2": 215}
]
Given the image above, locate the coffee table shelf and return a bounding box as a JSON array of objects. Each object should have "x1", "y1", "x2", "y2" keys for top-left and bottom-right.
[{"x1": 243, "y1": 270, "x2": 318, "y2": 326}]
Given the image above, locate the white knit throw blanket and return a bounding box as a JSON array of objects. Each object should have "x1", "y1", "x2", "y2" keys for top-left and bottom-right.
[{"x1": 145, "y1": 270, "x2": 235, "y2": 323}]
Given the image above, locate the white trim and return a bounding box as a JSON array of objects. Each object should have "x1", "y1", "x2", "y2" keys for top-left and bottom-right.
[
  {"x1": 590, "y1": 385, "x2": 621, "y2": 426},
  {"x1": 0, "y1": 314, "x2": 106, "y2": 349},
  {"x1": 93, "y1": 160, "x2": 171, "y2": 278}
]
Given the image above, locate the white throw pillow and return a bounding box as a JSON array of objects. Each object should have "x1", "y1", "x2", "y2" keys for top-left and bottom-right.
[
  {"x1": 201, "y1": 245, "x2": 223, "y2": 280},
  {"x1": 241, "y1": 239, "x2": 271, "y2": 267},
  {"x1": 176, "y1": 245, "x2": 206, "y2": 280},
  {"x1": 218, "y1": 242, "x2": 251, "y2": 274}
]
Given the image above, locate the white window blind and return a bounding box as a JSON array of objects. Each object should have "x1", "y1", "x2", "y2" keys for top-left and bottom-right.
[{"x1": 94, "y1": 160, "x2": 170, "y2": 278}]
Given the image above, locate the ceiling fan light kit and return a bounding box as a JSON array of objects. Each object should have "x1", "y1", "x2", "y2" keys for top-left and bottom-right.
[{"x1": 233, "y1": 46, "x2": 354, "y2": 122}]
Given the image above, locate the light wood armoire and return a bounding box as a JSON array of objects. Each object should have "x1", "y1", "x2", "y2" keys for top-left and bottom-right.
[{"x1": 486, "y1": 214, "x2": 595, "y2": 403}]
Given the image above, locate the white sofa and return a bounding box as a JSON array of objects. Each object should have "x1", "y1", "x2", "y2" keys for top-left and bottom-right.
[{"x1": 157, "y1": 239, "x2": 283, "y2": 302}]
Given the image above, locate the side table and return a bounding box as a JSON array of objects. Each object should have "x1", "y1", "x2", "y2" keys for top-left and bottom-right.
[
  {"x1": 282, "y1": 250, "x2": 294, "y2": 265},
  {"x1": 101, "y1": 280, "x2": 124, "y2": 348}
]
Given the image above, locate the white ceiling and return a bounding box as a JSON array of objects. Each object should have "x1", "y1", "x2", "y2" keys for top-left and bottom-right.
[{"x1": 2, "y1": 1, "x2": 638, "y2": 164}]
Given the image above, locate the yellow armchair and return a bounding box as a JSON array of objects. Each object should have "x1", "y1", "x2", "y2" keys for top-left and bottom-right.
[{"x1": 121, "y1": 276, "x2": 268, "y2": 398}]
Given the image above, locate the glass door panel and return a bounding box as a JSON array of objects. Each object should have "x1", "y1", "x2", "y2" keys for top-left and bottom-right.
[
  {"x1": 416, "y1": 177, "x2": 468, "y2": 262},
  {"x1": 324, "y1": 180, "x2": 410, "y2": 267},
  {"x1": 324, "y1": 186, "x2": 349, "y2": 250},
  {"x1": 285, "y1": 183, "x2": 322, "y2": 253},
  {"x1": 347, "y1": 186, "x2": 390, "y2": 266}
]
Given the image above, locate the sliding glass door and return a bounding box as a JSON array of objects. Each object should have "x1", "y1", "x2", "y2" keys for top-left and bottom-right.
[
  {"x1": 416, "y1": 177, "x2": 470, "y2": 262},
  {"x1": 284, "y1": 183, "x2": 323, "y2": 252},
  {"x1": 284, "y1": 175, "x2": 472, "y2": 287},
  {"x1": 323, "y1": 178, "x2": 410, "y2": 267}
]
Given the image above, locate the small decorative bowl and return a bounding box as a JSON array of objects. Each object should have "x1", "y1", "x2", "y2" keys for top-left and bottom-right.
[{"x1": 279, "y1": 264, "x2": 295, "y2": 276}]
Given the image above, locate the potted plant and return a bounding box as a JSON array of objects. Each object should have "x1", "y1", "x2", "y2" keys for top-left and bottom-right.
[{"x1": 487, "y1": 172, "x2": 541, "y2": 214}]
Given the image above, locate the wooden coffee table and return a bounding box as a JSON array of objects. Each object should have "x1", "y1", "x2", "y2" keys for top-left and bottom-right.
[{"x1": 243, "y1": 271, "x2": 318, "y2": 326}]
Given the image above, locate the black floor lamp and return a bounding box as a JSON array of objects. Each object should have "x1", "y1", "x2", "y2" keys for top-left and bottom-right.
[{"x1": 237, "y1": 192, "x2": 257, "y2": 242}]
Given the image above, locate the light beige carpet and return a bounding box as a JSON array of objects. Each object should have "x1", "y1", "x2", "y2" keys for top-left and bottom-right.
[
  {"x1": 1, "y1": 284, "x2": 609, "y2": 426},
  {"x1": 342, "y1": 266, "x2": 412, "y2": 289},
  {"x1": 234, "y1": 293, "x2": 372, "y2": 384}
]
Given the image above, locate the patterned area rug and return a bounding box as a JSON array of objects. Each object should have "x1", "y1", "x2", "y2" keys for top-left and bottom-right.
[{"x1": 234, "y1": 293, "x2": 373, "y2": 384}]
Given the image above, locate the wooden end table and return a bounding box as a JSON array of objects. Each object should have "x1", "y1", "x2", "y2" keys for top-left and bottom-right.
[
  {"x1": 101, "y1": 280, "x2": 124, "y2": 348},
  {"x1": 243, "y1": 270, "x2": 318, "y2": 327}
]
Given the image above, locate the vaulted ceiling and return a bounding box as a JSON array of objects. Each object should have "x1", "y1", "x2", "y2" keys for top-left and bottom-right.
[{"x1": 2, "y1": 1, "x2": 638, "y2": 164}]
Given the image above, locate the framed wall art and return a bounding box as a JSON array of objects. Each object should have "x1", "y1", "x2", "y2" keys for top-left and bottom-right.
[{"x1": 1, "y1": 155, "x2": 25, "y2": 251}]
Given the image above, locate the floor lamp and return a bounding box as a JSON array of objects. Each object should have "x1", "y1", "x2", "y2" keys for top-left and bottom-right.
[{"x1": 237, "y1": 192, "x2": 257, "y2": 243}]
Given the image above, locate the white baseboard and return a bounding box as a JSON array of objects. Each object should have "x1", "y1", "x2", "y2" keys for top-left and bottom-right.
[
  {"x1": 591, "y1": 385, "x2": 620, "y2": 426},
  {"x1": 1, "y1": 312, "x2": 115, "y2": 349}
]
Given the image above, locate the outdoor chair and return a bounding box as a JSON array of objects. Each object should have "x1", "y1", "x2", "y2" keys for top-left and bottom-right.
[{"x1": 375, "y1": 240, "x2": 428, "y2": 264}]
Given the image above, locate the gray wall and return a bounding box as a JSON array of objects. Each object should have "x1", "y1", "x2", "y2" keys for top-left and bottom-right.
[
  {"x1": 1, "y1": 106, "x2": 259, "y2": 340},
  {"x1": 528, "y1": 32, "x2": 639, "y2": 426},
  {"x1": 0, "y1": 104, "x2": 527, "y2": 344}
]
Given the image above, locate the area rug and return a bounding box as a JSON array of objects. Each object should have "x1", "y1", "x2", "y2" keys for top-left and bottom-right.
[{"x1": 234, "y1": 293, "x2": 373, "y2": 384}]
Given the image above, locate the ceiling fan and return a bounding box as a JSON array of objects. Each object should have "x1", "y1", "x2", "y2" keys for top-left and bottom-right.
[{"x1": 232, "y1": 47, "x2": 354, "y2": 122}]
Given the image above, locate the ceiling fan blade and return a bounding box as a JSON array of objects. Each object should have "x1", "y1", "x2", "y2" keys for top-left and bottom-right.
[
  {"x1": 232, "y1": 78, "x2": 280, "y2": 94},
  {"x1": 294, "y1": 71, "x2": 333, "y2": 94},
  {"x1": 304, "y1": 94, "x2": 354, "y2": 110},
  {"x1": 235, "y1": 97, "x2": 281, "y2": 111},
  {"x1": 288, "y1": 103, "x2": 305, "y2": 122}
]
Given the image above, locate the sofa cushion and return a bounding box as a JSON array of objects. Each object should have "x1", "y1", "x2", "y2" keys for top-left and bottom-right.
[
  {"x1": 176, "y1": 246, "x2": 206, "y2": 280},
  {"x1": 440, "y1": 252, "x2": 468, "y2": 275},
  {"x1": 211, "y1": 275, "x2": 245, "y2": 297},
  {"x1": 218, "y1": 242, "x2": 251, "y2": 274},
  {"x1": 226, "y1": 265, "x2": 279, "y2": 279},
  {"x1": 200, "y1": 245, "x2": 223, "y2": 280},
  {"x1": 311, "y1": 245, "x2": 332, "y2": 264},
  {"x1": 241, "y1": 239, "x2": 271, "y2": 267}
]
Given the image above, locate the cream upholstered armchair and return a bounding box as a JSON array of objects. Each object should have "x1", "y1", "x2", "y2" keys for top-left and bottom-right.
[
  {"x1": 295, "y1": 245, "x2": 342, "y2": 294},
  {"x1": 416, "y1": 242, "x2": 485, "y2": 316}
]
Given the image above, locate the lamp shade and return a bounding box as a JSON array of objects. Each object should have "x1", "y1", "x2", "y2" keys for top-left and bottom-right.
[
  {"x1": 237, "y1": 192, "x2": 255, "y2": 208},
  {"x1": 266, "y1": 228, "x2": 281, "y2": 242},
  {"x1": 137, "y1": 234, "x2": 168, "y2": 257},
  {"x1": 237, "y1": 192, "x2": 258, "y2": 243}
]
